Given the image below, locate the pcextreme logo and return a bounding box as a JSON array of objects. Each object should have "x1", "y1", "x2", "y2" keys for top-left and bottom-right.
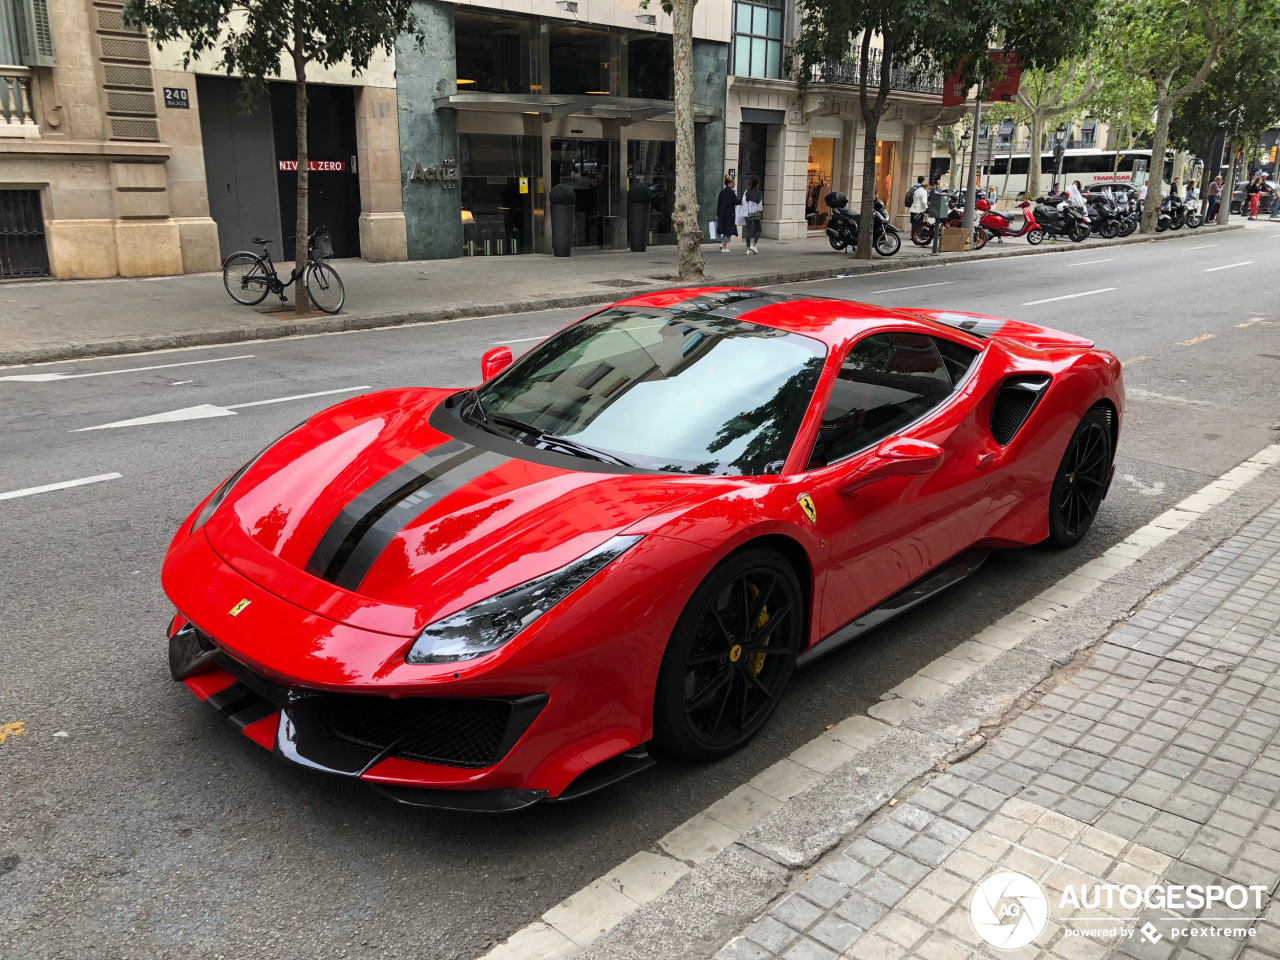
[{"x1": 970, "y1": 872, "x2": 1049, "y2": 949}]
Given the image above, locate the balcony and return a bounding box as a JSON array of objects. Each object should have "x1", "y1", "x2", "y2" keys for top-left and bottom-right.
[
  {"x1": 810, "y1": 49, "x2": 944, "y2": 97},
  {"x1": 0, "y1": 67, "x2": 40, "y2": 138}
]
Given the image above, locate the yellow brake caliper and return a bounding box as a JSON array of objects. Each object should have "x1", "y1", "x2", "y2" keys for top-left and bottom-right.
[{"x1": 745, "y1": 581, "x2": 768, "y2": 676}]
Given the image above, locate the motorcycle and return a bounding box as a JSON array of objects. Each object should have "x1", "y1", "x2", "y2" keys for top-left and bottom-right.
[
  {"x1": 826, "y1": 192, "x2": 901, "y2": 256},
  {"x1": 912, "y1": 192, "x2": 988, "y2": 250},
  {"x1": 979, "y1": 199, "x2": 1044, "y2": 245},
  {"x1": 1164, "y1": 194, "x2": 1185, "y2": 230},
  {"x1": 1033, "y1": 197, "x2": 1091, "y2": 242},
  {"x1": 1085, "y1": 189, "x2": 1123, "y2": 239}
]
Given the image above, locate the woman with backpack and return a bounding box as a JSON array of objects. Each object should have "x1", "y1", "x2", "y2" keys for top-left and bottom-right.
[{"x1": 741, "y1": 176, "x2": 764, "y2": 254}]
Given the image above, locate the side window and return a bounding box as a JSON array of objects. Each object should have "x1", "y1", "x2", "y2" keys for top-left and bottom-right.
[{"x1": 809, "y1": 332, "x2": 979, "y2": 467}]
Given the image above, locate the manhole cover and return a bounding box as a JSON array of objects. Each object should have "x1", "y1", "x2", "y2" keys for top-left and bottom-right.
[{"x1": 590, "y1": 278, "x2": 650, "y2": 288}]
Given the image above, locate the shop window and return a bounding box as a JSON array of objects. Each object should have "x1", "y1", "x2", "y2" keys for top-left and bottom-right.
[
  {"x1": 628, "y1": 140, "x2": 675, "y2": 244},
  {"x1": 806, "y1": 137, "x2": 834, "y2": 229},
  {"x1": 460, "y1": 134, "x2": 540, "y2": 256},
  {"x1": 455, "y1": 11, "x2": 531, "y2": 93},
  {"x1": 550, "y1": 23, "x2": 612, "y2": 95},
  {"x1": 628, "y1": 34, "x2": 672, "y2": 100},
  {"x1": 875, "y1": 140, "x2": 896, "y2": 205},
  {"x1": 732, "y1": 0, "x2": 782, "y2": 79}
]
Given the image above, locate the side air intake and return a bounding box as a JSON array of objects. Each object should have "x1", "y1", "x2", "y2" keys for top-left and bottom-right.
[{"x1": 990, "y1": 375, "x2": 1051, "y2": 446}]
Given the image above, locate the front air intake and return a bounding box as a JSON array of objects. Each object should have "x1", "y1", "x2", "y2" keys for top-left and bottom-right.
[{"x1": 990, "y1": 375, "x2": 1051, "y2": 446}]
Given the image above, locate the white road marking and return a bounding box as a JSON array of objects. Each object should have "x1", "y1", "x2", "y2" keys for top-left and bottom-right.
[
  {"x1": 478, "y1": 442, "x2": 1280, "y2": 960},
  {"x1": 1064, "y1": 258, "x2": 1115, "y2": 266},
  {"x1": 1126, "y1": 387, "x2": 1216, "y2": 407},
  {"x1": 0, "y1": 473, "x2": 122, "y2": 501},
  {"x1": 1120, "y1": 474, "x2": 1167, "y2": 497},
  {"x1": 1204, "y1": 261, "x2": 1254, "y2": 272},
  {"x1": 74, "y1": 386, "x2": 369, "y2": 431},
  {"x1": 868, "y1": 281, "x2": 953, "y2": 295},
  {"x1": 498, "y1": 336, "x2": 547, "y2": 344},
  {"x1": 1021, "y1": 287, "x2": 1116, "y2": 305},
  {"x1": 1184, "y1": 243, "x2": 1219, "y2": 250},
  {"x1": 0, "y1": 355, "x2": 254, "y2": 383}
]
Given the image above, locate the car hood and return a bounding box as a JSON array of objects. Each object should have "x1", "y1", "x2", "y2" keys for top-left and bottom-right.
[{"x1": 201, "y1": 388, "x2": 718, "y2": 636}]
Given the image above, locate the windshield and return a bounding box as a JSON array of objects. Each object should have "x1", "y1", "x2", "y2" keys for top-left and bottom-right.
[{"x1": 470, "y1": 306, "x2": 827, "y2": 475}]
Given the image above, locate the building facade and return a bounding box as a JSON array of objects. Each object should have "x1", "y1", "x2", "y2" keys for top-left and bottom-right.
[
  {"x1": 722, "y1": 4, "x2": 958, "y2": 239},
  {"x1": 394, "y1": 0, "x2": 729, "y2": 260}
]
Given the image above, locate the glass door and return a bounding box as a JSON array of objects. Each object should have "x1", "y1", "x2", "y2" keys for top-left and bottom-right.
[{"x1": 551, "y1": 138, "x2": 617, "y2": 248}]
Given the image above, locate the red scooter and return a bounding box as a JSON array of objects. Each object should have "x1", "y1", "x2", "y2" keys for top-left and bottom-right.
[{"x1": 979, "y1": 199, "x2": 1044, "y2": 245}]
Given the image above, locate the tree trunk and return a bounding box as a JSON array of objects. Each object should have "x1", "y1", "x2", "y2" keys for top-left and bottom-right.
[
  {"x1": 854, "y1": 29, "x2": 891, "y2": 261},
  {"x1": 1141, "y1": 100, "x2": 1172, "y2": 234},
  {"x1": 1027, "y1": 109, "x2": 1044, "y2": 200},
  {"x1": 671, "y1": 0, "x2": 703, "y2": 280},
  {"x1": 947, "y1": 141, "x2": 958, "y2": 189},
  {"x1": 1219, "y1": 138, "x2": 1236, "y2": 226},
  {"x1": 292, "y1": 15, "x2": 309, "y2": 314}
]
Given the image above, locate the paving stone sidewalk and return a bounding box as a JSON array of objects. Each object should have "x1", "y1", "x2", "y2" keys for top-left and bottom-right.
[{"x1": 717, "y1": 501, "x2": 1280, "y2": 960}]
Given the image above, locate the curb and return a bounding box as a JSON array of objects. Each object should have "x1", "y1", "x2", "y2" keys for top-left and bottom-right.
[{"x1": 0, "y1": 224, "x2": 1245, "y2": 367}]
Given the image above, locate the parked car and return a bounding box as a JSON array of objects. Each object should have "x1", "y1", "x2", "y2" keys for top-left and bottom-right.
[{"x1": 1230, "y1": 180, "x2": 1278, "y2": 214}]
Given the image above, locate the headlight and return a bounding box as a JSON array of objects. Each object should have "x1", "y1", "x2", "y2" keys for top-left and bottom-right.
[{"x1": 406, "y1": 535, "x2": 644, "y2": 664}]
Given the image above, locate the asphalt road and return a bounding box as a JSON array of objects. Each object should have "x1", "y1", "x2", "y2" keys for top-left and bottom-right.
[{"x1": 1, "y1": 224, "x2": 1279, "y2": 960}]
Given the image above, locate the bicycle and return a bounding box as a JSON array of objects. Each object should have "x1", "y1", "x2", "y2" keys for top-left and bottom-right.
[{"x1": 221, "y1": 227, "x2": 345, "y2": 314}]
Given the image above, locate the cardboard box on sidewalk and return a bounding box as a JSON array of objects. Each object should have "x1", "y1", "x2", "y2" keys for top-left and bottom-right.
[{"x1": 938, "y1": 226, "x2": 970, "y2": 252}]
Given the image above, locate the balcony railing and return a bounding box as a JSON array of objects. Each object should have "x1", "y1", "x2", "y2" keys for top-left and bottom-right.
[
  {"x1": 0, "y1": 68, "x2": 39, "y2": 137},
  {"x1": 811, "y1": 49, "x2": 944, "y2": 97}
]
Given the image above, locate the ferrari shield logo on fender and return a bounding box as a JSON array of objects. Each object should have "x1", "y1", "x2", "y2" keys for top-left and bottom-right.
[
  {"x1": 228, "y1": 599, "x2": 251, "y2": 617},
  {"x1": 797, "y1": 494, "x2": 817, "y2": 525}
]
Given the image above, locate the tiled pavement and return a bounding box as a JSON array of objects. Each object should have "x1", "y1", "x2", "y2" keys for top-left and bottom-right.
[{"x1": 717, "y1": 502, "x2": 1280, "y2": 960}]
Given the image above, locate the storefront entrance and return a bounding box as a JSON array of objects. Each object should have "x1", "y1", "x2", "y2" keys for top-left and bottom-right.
[
  {"x1": 627, "y1": 139, "x2": 675, "y2": 245},
  {"x1": 806, "y1": 137, "x2": 835, "y2": 230},
  {"x1": 875, "y1": 140, "x2": 897, "y2": 205},
  {"x1": 551, "y1": 138, "x2": 618, "y2": 248},
  {"x1": 459, "y1": 133, "x2": 540, "y2": 256}
]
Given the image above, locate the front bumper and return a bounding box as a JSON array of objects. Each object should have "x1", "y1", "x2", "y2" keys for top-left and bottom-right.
[{"x1": 169, "y1": 621, "x2": 559, "y2": 811}]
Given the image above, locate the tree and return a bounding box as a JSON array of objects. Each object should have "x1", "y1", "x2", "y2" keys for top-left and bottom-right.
[
  {"x1": 1108, "y1": 0, "x2": 1243, "y2": 234},
  {"x1": 1014, "y1": 56, "x2": 1105, "y2": 199},
  {"x1": 935, "y1": 120, "x2": 972, "y2": 190},
  {"x1": 644, "y1": 0, "x2": 704, "y2": 280},
  {"x1": 125, "y1": 0, "x2": 422, "y2": 314},
  {"x1": 794, "y1": 0, "x2": 1100, "y2": 259},
  {"x1": 1084, "y1": 68, "x2": 1156, "y2": 177}
]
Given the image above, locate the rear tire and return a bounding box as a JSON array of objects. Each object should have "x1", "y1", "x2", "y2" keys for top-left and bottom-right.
[
  {"x1": 222, "y1": 252, "x2": 270, "y2": 306},
  {"x1": 829, "y1": 235, "x2": 846, "y2": 251},
  {"x1": 1047, "y1": 408, "x2": 1112, "y2": 548},
  {"x1": 652, "y1": 549, "x2": 803, "y2": 761}
]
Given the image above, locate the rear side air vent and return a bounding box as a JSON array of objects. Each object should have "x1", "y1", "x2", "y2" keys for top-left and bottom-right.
[{"x1": 990, "y1": 375, "x2": 1051, "y2": 446}]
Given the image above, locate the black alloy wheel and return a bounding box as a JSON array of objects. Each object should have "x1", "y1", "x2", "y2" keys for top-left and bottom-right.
[
  {"x1": 1047, "y1": 408, "x2": 1112, "y2": 548},
  {"x1": 829, "y1": 235, "x2": 846, "y2": 251},
  {"x1": 911, "y1": 222, "x2": 934, "y2": 246},
  {"x1": 653, "y1": 550, "x2": 802, "y2": 760}
]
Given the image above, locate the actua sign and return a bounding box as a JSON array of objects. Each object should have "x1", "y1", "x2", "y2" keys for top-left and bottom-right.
[{"x1": 410, "y1": 159, "x2": 459, "y2": 187}]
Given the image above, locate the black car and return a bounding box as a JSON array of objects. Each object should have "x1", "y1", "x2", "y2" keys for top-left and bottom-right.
[{"x1": 1230, "y1": 180, "x2": 1279, "y2": 215}]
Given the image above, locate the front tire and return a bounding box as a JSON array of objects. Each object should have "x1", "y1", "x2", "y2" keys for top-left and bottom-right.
[
  {"x1": 1100, "y1": 221, "x2": 1120, "y2": 239},
  {"x1": 652, "y1": 549, "x2": 803, "y2": 761},
  {"x1": 1069, "y1": 224, "x2": 1089, "y2": 242},
  {"x1": 970, "y1": 228, "x2": 987, "y2": 251},
  {"x1": 1026, "y1": 227, "x2": 1045, "y2": 245},
  {"x1": 305, "y1": 262, "x2": 345, "y2": 314},
  {"x1": 875, "y1": 230, "x2": 901, "y2": 256},
  {"x1": 828, "y1": 234, "x2": 846, "y2": 251},
  {"x1": 1047, "y1": 409, "x2": 1112, "y2": 548},
  {"x1": 911, "y1": 222, "x2": 934, "y2": 246}
]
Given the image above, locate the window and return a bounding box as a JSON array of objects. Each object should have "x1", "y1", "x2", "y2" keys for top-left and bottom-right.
[
  {"x1": 732, "y1": 0, "x2": 783, "y2": 79},
  {"x1": 627, "y1": 34, "x2": 672, "y2": 99},
  {"x1": 808, "y1": 333, "x2": 978, "y2": 468},
  {"x1": 550, "y1": 23, "x2": 612, "y2": 95},
  {"x1": 455, "y1": 11, "x2": 531, "y2": 93}
]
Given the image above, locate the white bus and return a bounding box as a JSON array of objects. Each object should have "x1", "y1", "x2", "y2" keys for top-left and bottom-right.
[{"x1": 982, "y1": 148, "x2": 1175, "y2": 198}]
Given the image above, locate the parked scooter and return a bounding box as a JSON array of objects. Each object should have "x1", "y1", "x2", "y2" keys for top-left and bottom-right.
[
  {"x1": 826, "y1": 192, "x2": 901, "y2": 256},
  {"x1": 1033, "y1": 196, "x2": 1090, "y2": 242},
  {"x1": 1085, "y1": 189, "x2": 1124, "y2": 239},
  {"x1": 979, "y1": 199, "x2": 1044, "y2": 245}
]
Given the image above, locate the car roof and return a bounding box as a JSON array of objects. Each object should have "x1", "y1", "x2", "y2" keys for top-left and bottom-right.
[{"x1": 613, "y1": 287, "x2": 973, "y2": 348}]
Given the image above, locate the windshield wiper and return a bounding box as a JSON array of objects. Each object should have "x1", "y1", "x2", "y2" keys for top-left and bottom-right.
[{"x1": 489, "y1": 415, "x2": 634, "y2": 467}]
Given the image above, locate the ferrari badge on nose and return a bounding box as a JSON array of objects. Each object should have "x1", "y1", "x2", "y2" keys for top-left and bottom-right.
[{"x1": 228, "y1": 599, "x2": 251, "y2": 617}]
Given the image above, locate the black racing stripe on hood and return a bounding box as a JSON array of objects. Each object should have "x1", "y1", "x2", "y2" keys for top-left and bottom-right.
[
  {"x1": 672, "y1": 290, "x2": 792, "y2": 317},
  {"x1": 329, "y1": 448, "x2": 509, "y2": 591},
  {"x1": 920, "y1": 312, "x2": 1006, "y2": 339},
  {"x1": 306, "y1": 440, "x2": 469, "y2": 580}
]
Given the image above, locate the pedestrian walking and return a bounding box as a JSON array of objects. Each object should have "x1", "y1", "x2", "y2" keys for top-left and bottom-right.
[
  {"x1": 908, "y1": 175, "x2": 928, "y2": 234},
  {"x1": 1206, "y1": 175, "x2": 1222, "y2": 222},
  {"x1": 741, "y1": 176, "x2": 764, "y2": 254},
  {"x1": 1247, "y1": 175, "x2": 1262, "y2": 219},
  {"x1": 716, "y1": 175, "x2": 738, "y2": 253}
]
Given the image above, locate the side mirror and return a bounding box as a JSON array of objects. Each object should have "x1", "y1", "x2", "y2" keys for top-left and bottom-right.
[
  {"x1": 839, "y1": 437, "x2": 944, "y2": 495},
  {"x1": 481, "y1": 346, "x2": 513, "y2": 382}
]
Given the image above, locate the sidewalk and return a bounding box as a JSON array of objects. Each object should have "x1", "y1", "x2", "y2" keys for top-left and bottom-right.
[
  {"x1": 517, "y1": 443, "x2": 1280, "y2": 960},
  {"x1": 0, "y1": 223, "x2": 1244, "y2": 366}
]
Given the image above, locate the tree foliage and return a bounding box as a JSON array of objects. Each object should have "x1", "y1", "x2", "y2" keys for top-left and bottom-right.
[{"x1": 1014, "y1": 56, "x2": 1105, "y2": 198}]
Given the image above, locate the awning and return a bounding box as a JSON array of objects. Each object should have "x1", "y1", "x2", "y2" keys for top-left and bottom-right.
[
  {"x1": 433, "y1": 92, "x2": 722, "y2": 125},
  {"x1": 997, "y1": 119, "x2": 1014, "y2": 135}
]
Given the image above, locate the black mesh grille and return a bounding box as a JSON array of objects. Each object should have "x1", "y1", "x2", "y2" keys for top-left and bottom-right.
[
  {"x1": 318, "y1": 694, "x2": 514, "y2": 768},
  {"x1": 990, "y1": 377, "x2": 1050, "y2": 446}
]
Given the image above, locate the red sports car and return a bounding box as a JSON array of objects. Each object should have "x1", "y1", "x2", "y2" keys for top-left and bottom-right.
[{"x1": 163, "y1": 288, "x2": 1123, "y2": 811}]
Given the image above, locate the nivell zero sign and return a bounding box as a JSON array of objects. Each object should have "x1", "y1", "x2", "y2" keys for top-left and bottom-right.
[{"x1": 409, "y1": 159, "x2": 458, "y2": 187}]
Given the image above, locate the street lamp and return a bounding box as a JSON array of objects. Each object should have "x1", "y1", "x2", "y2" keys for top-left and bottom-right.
[{"x1": 1054, "y1": 124, "x2": 1067, "y2": 190}]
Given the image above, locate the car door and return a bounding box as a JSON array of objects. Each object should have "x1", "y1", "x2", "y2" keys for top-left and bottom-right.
[{"x1": 800, "y1": 330, "x2": 991, "y2": 638}]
